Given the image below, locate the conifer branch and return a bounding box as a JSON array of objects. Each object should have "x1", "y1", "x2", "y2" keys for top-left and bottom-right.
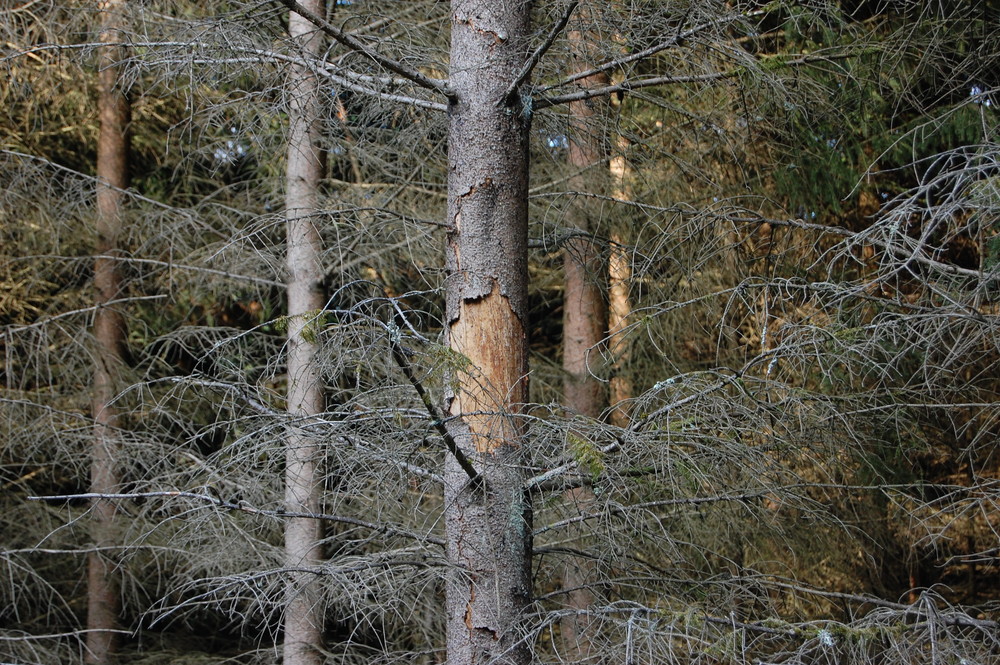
[
  {"x1": 274, "y1": 0, "x2": 455, "y2": 99},
  {"x1": 389, "y1": 341, "x2": 481, "y2": 485},
  {"x1": 28, "y1": 491, "x2": 446, "y2": 546},
  {"x1": 502, "y1": 1, "x2": 579, "y2": 105}
]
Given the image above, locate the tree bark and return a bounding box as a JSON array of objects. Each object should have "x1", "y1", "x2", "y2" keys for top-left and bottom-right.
[
  {"x1": 607, "y1": 139, "x2": 634, "y2": 428},
  {"x1": 283, "y1": 3, "x2": 326, "y2": 664},
  {"x1": 443, "y1": 2, "x2": 533, "y2": 664},
  {"x1": 88, "y1": 2, "x2": 130, "y2": 664},
  {"x1": 559, "y1": 7, "x2": 611, "y2": 661},
  {"x1": 562, "y1": 11, "x2": 610, "y2": 421}
]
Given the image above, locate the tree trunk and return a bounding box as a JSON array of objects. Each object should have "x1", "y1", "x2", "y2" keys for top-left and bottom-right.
[
  {"x1": 562, "y1": 30, "x2": 610, "y2": 424},
  {"x1": 283, "y1": 3, "x2": 326, "y2": 664},
  {"x1": 607, "y1": 138, "x2": 634, "y2": 428},
  {"x1": 560, "y1": 7, "x2": 611, "y2": 661},
  {"x1": 443, "y1": 2, "x2": 533, "y2": 664},
  {"x1": 88, "y1": 2, "x2": 130, "y2": 664}
]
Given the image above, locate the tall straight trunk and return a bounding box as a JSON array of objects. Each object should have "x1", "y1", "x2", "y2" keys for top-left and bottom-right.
[
  {"x1": 562, "y1": 29, "x2": 610, "y2": 424},
  {"x1": 444, "y1": 2, "x2": 533, "y2": 664},
  {"x1": 607, "y1": 139, "x2": 634, "y2": 428},
  {"x1": 283, "y1": 3, "x2": 326, "y2": 665},
  {"x1": 559, "y1": 7, "x2": 611, "y2": 661},
  {"x1": 88, "y1": 2, "x2": 130, "y2": 663}
]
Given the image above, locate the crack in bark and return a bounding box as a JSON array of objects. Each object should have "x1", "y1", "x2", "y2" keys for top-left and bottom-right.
[
  {"x1": 464, "y1": 587, "x2": 476, "y2": 631},
  {"x1": 454, "y1": 17, "x2": 508, "y2": 44}
]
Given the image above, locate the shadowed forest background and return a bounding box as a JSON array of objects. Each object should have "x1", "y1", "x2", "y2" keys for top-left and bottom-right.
[{"x1": 2, "y1": 1, "x2": 999, "y2": 664}]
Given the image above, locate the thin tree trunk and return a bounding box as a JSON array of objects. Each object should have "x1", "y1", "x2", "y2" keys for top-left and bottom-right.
[
  {"x1": 88, "y1": 2, "x2": 130, "y2": 663},
  {"x1": 283, "y1": 3, "x2": 326, "y2": 664},
  {"x1": 560, "y1": 7, "x2": 611, "y2": 661},
  {"x1": 607, "y1": 139, "x2": 634, "y2": 428},
  {"x1": 444, "y1": 2, "x2": 533, "y2": 664},
  {"x1": 562, "y1": 108, "x2": 609, "y2": 417}
]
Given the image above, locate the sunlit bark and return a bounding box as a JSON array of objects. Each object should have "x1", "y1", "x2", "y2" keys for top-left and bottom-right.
[
  {"x1": 443, "y1": 2, "x2": 533, "y2": 663},
  {"x1": 607, "y1": 139, "x2": 634, "y2": 428}
]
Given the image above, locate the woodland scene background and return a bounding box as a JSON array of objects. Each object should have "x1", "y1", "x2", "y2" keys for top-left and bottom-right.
[{"x1": 2, "y1": 1, "x2": 999, "y2": 664}]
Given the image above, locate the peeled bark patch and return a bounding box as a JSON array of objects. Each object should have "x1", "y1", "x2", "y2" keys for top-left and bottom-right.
[{"x1": 449, "y1": 284, "x2": 527, "y2": 453}]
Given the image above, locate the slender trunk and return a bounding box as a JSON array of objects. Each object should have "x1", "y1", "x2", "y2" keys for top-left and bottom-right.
[
  {"x1": 283, "y1": 4, "x2": 326, "y2": 664},
  {"x1": 607, "y1": 140, "x2": 634, "y2": 428},
  {"x1": 560, "y1": 9, "x2": 611, "y2": 661},
  {"x1": 444, "y1": 2, "x2": 533, "y2": 664},
  {"x1": 88, "y1": 2, "x2": 130, "y2": 663},
  {"x1": 562, "y1": 27, "x2": 610, "y2": 422}
]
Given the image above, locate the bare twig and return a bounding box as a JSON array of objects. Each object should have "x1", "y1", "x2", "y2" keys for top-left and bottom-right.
[
  {"x1": 390, "y1": 341, "x2": 481, "y2": 485},
  {"x1": 502, "y1": 1, "x2": 579, "y2": 106},
  {"x1": 273, "y1": 0, "x2": 454, "y2": 99},
  {"x1": 537, "y1": 8, "x2": 768, "y2": 93},
  {"x1": 0, "y1": 295, "x2": 167, "y2": 340},
  {"x1": 536, "y1": 52, "x2": 858, "y2": 110},
  {"x1": 27, "y1": 491, "x2": 446, "y2": 547},
  {"x1": 0, "y1": 629, "x2": 133, "y2": 641}
]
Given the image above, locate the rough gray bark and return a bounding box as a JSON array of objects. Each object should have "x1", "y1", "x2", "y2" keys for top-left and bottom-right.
[
  {"x1": 87, "y1": 2, "x2": 130, "y2": 663},
  {"x1": 443, "y1": 1, "x2": 533, "y2": 663},
  {"x1": 282, "y1": 3, "x2": 326, "y2": 664}
]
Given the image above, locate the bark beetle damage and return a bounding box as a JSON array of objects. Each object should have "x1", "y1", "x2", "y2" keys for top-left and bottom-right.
[
  {"x1": 464, "y1": 587, "x2": 476, "y2": 630},
  {"x1": 449, "y1": 284, "x2": 527, "y2": 453},
  {"x1": 457, "y1": 178, "x2": 492, "y2": 204},
  {"x1": 449, "y1": 175, "x2": 526, "y2": 314},
  {"x1": 464, "y1": 591, "x2": 500, "y2": 646},
  {"x1": 450, "y1": 211, "x2": 462, "y2": 270},
  {"x1": 454, "y1": 15, "x2": 508, "y2": 44}
]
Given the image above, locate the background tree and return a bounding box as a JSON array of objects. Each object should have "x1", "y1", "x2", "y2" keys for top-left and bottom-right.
[
  {"x1": 282, "y1": 2, "x2": 327, "y2": 663},
  {"x1": 88, "y1": 2, "x2": 131, "y2": 662},
  {"x1": 557, "y1": 2, "x2": 612, "y2": 660}
]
